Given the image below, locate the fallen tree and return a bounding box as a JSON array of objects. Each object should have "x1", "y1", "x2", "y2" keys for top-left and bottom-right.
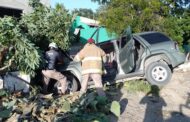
[
  {"x1": 0, "y1": 0, "x2": 73, "y2": 76},
  {"x1": 0, "y1": 17, "x2": 40, "y2": 76}
]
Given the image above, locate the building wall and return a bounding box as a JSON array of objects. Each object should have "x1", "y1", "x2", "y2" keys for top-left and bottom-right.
[{"x1": 0, "y1": 0, "x2": 50, "y2": 13}]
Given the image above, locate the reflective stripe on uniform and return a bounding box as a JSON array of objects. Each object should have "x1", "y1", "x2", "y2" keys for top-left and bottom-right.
[
  {"x1": 82, "y1": 69, "x2": 102, "y2": 74},
  {"x1": 74, "y1": 55, "x2": 81, "y2": 62},
  {"x1": 82, "y1": 57, "x2": 101, "y2": 62}
]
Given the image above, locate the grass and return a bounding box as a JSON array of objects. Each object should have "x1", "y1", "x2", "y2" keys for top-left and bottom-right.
[{"x1": 123, "y1": 80, "x2": 151, "y2": 93}]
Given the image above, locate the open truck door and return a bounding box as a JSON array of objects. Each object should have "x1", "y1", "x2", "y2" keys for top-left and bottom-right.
[{"x1": 118, "y1": 27, "x2": 135, "y2": 74}]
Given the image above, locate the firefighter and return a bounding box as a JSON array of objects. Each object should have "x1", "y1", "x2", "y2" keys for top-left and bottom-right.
[
  {"x1": 74, "y1": 38, "x2": 106, "y2": 96},
  {"x1": 42, "y1": 42, "x2": 67, "y2": 94}
]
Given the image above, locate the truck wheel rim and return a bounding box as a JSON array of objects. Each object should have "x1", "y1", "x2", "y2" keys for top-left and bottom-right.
[
  {"x1": 151, "y1": 66, "x2": 167, "y2": 82},
  {"x1": 57, "y1": 80, "x2": 72, "y2": 93}
]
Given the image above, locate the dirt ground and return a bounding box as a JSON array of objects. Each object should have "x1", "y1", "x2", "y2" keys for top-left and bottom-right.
[{"x1": 110, "y1": 70, "x2": 190, "y2": 122}]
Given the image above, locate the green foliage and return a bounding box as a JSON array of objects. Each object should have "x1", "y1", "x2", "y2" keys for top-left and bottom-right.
[
  {"x1": 170, "y1": 0, "x2": 190, "y2": 15},
  {"x1": 70, "y1": 92, "x2": 111, "y2": 122},
  {"x1": 0, "y1": 108, "x2": 12, "y2": 118},
  {"x1": 0, "y1": 17, "x2": 40, "y2": 76},
  {"x1": 97, "y1": 0, "x2": 189, "y2": 45},
  {"x1": 179, "y1": 10, "x2": 190, "y2": 43},
  {"x1": 110, "y1": 101, "x2": 120, "y2": 117},
  {"x1": 28, "y1": 0, "x2": 43, "y2": 9},
  {"x1": 0, "y1": 98, "x2": 16, "y2": 118},
  {"x1": 20, "y1": 3, "x2": 72, "y2": 50},
  {"x1": 99, "y1": 0, "x2": 169, "y2": 33},
  {"x1": 124, "y1": 80, "x2": 151, "y2": 93},
  {"x1": 0, "y1": 0, "x2": 73, "y2": 76},
  {"x1": 162, "y1": 16, "x2": 184, "y2": 45},
  {"x1": 162, "y1": 5, "x2": 190, "y2": 45},
  {"x1": 0, "y1": 89, "x2": 9, "y2": 97},
  {"x1": 61, "y1": 100, "x2": 71, "y2": 112}
]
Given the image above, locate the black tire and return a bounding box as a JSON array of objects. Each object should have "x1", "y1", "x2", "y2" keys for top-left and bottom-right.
[
  {"x1": 145, "y1": 62, "x2": 172, "y2": 86},
  {"x1": 54, "y1": 74, "x2": 79, "y2": 94}
]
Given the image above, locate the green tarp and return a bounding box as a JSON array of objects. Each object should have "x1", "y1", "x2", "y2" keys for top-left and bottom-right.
[{"x1": 71, "y1": 16, "x2": 117, "y2": 44}]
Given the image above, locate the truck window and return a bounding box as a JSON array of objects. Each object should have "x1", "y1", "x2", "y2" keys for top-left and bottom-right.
[
  {"x1": 140, "y1": 33, "x2": 171, "y2": 44},
  {"x1": 99, "y1": 42, "x2": 114, "y2": 53},
  {"x1": 117, "y1": 36, "x2": 128, "y2": 49}
]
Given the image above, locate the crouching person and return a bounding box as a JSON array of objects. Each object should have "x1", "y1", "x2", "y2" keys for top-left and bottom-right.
[
  {"x1": 74, "y1": 38, "x2": 106, "y2": 97},
  {"x1": 42, "y1": 42, "x2": 67, "y2": 95}
]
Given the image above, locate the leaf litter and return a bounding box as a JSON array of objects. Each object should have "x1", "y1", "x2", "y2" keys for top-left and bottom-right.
[{"x1": 0, "y1": 87, "x2": 121, "y2": 122}]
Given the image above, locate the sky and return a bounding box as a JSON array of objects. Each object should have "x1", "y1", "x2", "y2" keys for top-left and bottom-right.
[{"x1": 51, "y1": 0, "x2": 100, "y2": 12}]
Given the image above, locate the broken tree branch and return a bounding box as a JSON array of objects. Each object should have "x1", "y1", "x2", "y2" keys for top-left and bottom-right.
[{"x1": 0, "y1": 58, "x2": 13, "y2": 72}]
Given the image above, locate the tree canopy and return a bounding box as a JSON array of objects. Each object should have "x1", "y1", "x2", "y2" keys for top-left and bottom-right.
[
  {"x1": 97, "y1": 0, "x2": 190, "y2": 45},
  {"x1": 91, "y1": 0, "x2": 111, "y2": 4},
  {"x1": 20, "y1": 2, "x2": 72, "y2": 51},
  {"x1": 71, "y1": 8, "x2": 96, "y2": 19}
]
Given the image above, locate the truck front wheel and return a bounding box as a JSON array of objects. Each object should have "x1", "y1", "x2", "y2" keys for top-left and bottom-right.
[
  {"x1": 54, "y1": 73, "x2": 79, "y2": 94},
  {"x1": 145, "y1": 62, "x2": 172, "y2": 86}
]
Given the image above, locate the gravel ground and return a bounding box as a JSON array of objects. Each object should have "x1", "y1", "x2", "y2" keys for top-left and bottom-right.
[{"x1": 109, "y1": 71, "x2": 190, "y2": 122}]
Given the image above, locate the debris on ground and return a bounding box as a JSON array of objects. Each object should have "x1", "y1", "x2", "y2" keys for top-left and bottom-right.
[
  {"x1": 174, "y1": 61, "x2": 190, "y2": 72},
  {"x1": 0, "y1": 87, "x2": 121, "y2": 122}
]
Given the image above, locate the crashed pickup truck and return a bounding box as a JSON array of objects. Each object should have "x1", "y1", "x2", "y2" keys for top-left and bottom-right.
[{"x1": 57, "y1": 31, "x2": 185, "y2": 93}]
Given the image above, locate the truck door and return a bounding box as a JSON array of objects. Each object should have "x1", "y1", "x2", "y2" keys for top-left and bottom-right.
[{"x1": 119, "y1": 36, "x2": 135, "y2": 74}]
